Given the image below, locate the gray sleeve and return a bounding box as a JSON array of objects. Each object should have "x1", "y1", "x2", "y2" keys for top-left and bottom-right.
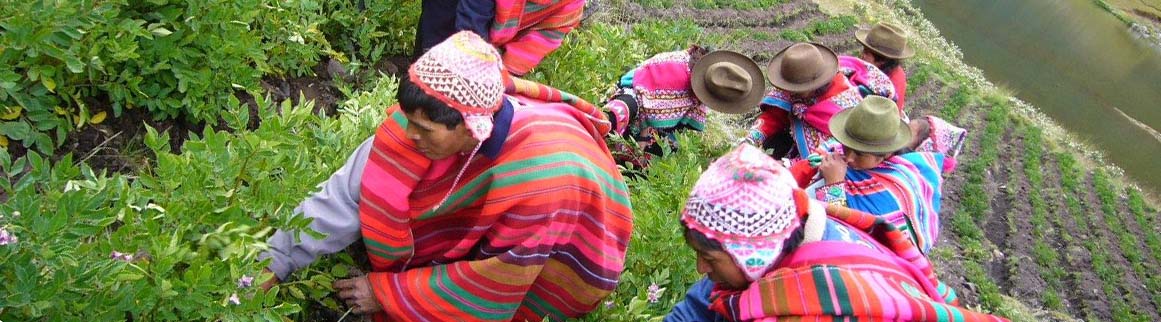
[{"x1": 260, "y1": 136, "x2": 375, "y2": 281}]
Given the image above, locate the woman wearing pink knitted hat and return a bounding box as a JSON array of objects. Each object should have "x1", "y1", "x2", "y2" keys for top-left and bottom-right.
[
  {"x1": 258, "y1": 31, "x2": 632, "y2": 321},
  {"x1": 664, "y1": 144, "x2": 1006, "y2": 322}
]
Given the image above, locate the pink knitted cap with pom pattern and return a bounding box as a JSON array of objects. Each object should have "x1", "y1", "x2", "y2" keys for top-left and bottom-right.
[
  {"x1": 682, "y1": 144, "x2": 804, "y2": 281},
  {"x1": 408, "y1": 31, "x2": 505, "y2": 141}
]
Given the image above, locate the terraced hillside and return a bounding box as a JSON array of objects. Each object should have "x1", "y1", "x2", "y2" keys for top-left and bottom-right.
[{"x1": 594, "y1": 0, "x2": 1161, "y2": 320}]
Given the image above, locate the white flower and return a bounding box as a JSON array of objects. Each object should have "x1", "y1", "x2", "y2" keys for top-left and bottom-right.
[{"x1": 288, "y1": 33, "x2": 305, "y2": 45}]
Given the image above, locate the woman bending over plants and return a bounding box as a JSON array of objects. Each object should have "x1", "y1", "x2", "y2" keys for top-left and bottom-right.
[
  {"x1": 603, "y1": 46, "x2": 765, "y2": 169},
  {"x1": 258, "y1": 31, "x2": 632, "y2": 321},
  {"x1": 663, "y1": 144, "x2": 1005, "y2": 321}
]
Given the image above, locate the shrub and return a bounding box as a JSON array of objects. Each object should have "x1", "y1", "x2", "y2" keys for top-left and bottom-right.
[
  {"x1": 0, "y1": 0, "x2": 334, "y2": 152},
  {"x1": 807, "y1": 16, "x2": 858, "y2": 36},
  {"x1": 318, "y1": 0, "x2": 420, "y2": 65},
  {"x1": 0, "y1": 76, "x2": 397, "y2": 321}
]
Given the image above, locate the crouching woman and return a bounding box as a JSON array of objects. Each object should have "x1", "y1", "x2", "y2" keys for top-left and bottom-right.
[{"x1": 665, "y1": 144, "x2": 1006, "y2": 322}]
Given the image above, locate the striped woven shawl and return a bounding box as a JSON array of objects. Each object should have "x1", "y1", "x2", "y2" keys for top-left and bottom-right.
[
  {"x1": 842, "y1": 152, "x2": 945, "y2": 254},
  {"x1": 709, "y1": 205, "x2": 1008, "y2": 322},
  {"x1": 358, "y1": 85, "x2": 632, "y2": 321},
  {"x1": 492, "y1": 0, "x2": 585, "y2": 75},
  {"x1": 838, "y1": 55, "x2": 900, "y2": 110}
]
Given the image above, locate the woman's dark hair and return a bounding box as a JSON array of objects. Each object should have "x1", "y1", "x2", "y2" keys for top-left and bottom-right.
[
  {"x1": 683, "y1": 224, "x2": 805, "y2": 259},
  {"x1": 866, "y1": 49, "x2": 901, "y2": 73},
  {"x1": 847, "y1": 146, "x2": 894, "y2": 159},
  {"x1": 684, "y1": 225, "x2": 724, "y2": 252},
  {"x1": 398, "y1": 76, "x2": 464, "y2": 129}
]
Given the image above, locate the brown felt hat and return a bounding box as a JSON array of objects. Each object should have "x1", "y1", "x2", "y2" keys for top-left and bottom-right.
[
  {"x1": 691, "y1": 50, "x2": 766, "y2": 114},
  {"x1": 767, "y1": 43, "x2": 839, "y2": 93},
  {"x1": 828, "y1": 95, "x2": 912, "y2": 153},
  {"x1": 856, "y1": 22, "x2": 915, "y2": 59}
]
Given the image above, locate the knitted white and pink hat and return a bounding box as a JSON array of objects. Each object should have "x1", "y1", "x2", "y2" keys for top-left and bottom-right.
[
  {"x1": 408, "y1": 31, "x2": 505, "y2": 141},
  {"x1": 681, "y1": 144, "x2": 809, "y2": 281}
]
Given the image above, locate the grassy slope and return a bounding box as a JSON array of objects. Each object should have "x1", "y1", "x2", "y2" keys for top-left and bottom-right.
[
  {"x1": 571, "y1": 0, "x2": 1159, "y2": 321},
  {"x1": 1097, "y1": 0, "x2": 1161, "y2": 28}
]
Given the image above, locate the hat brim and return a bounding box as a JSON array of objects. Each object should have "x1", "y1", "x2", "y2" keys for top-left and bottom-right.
[
  {"x1": 828, "y1": 106, "x2": 913, "y2": 153},
  {"x1": 856, "y1": 29, "x2": 915, "y2": 59},
  {"x1": 691, "y1": 51, "x2": 767, "y2": 115},
  {"x1": 767, "y1": 43, "x2": 840, "y2": 93}
]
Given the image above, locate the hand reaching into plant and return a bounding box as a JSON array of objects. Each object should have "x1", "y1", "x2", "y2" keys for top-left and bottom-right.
[
  {"x1": 819, "y1": 152, "x2": 848, "y2": 184},
  {"x1": 334, "y1": 275, "x2": 383, "y2": 315},
  {"x1": 259, "y1": 268, "x2": 279, "y2": 292}
]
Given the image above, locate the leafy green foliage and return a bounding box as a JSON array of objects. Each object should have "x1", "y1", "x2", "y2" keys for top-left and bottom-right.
[
  {"x1": 0, "y1": 76, "x2": 397, "y2": 321},
  {"x1": 631, "y1": 0, "x2": 676, "y2": 9},
  {"x1": 0, "y1": 0, "x2": 339, "y2": 152},
  {"x1": 578, "y1": 134, "x2": 731, "y2": 321},
  {"x1": 806, "y1": 16, "x2": 858, "y2": 36},
  {"x1": 773, "y1": 15, "x2": 857, "y2": 43},
  {"x1": 779, "y1": 30, "x2": 812, "y2": 42},
  {"x1": 318, "y1": 0, "x2": 419, "y2": 65},
  {"x1": 528, "y1": 20, "x2": 710, "y2": 103}
]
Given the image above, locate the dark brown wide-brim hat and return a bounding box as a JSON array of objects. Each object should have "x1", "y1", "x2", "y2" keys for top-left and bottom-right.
[
  {"x1": 856, "y1": 22, "x2": 915, "y2": 59},
  {"x1": 828, "y1": 95, "x2": 912, "y2": 153},
  {"x1": 691, "y1": 50, "x2": 766, "y2": 114},
  {"x1": 767, "y1": 43, "x2": 839, "y2": 93}
]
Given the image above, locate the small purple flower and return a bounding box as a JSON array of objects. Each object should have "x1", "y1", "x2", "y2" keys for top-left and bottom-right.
[
  {"x1": 228, "y1": 293, "x2": 241, "y2": 305},
  {"x1": 646, "y1": 283, "x2": 663, "y2": 303},
  {"x1": 604, "y1": 300, "x2": 614, "y2": 309},
  {"x1": 0, "y1": 228, "x2": 13, "y2": 246},
  {"x1": 237, "y1": 275, "x2": 254, "y2": 288},
  {"x1": 110, "y1": 251, "x2": 134, "y2": 262}
]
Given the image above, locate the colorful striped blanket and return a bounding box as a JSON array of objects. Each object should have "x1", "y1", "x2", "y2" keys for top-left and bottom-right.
[
  {"x1": 748, "y1": 74, "x2": 863, "y2": 160},
  {"x1": 805, "y1": 144, "x2": 946, "y2": 254},
  {"x1": 357, "y1": 81, "x2": 632, "y2": 321},
  {"x1": 838, "y1": 55, "x2": 900, "y2": 111},
  {"x1": 617, "y1": 50, "x2": 706, "y2": 132},
  {"x1": 492, "y1": 0, "x2": 585, "y2": 75},
  {"x1": 708, "y1": 205, "x2": 1008, "y2": 322}
]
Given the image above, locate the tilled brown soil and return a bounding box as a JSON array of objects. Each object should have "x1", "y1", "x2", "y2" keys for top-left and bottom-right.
[
  {"x1": 1077, "y1": 172, "x2": 1161, "y2": 320},
  {"x1": 1041, "y1": 156, "x2": 1102, "y2": 319}
]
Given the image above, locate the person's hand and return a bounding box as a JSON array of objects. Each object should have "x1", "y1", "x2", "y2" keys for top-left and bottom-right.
[
  {"x1": 334, "y1": 275, "x2": 383, "y2": 315},
  {"x1": 819, "y1": 152, "x2": 847, "y2": 184},
  {"x1": 259, "y1": 268, "x2": 279, "y2": 292}
]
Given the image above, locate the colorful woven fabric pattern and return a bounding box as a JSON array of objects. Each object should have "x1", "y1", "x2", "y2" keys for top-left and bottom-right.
[
  {"x1": 682, "y1": 144, "x2": 804, "y2": 281},
  {"x1": 624, "y1": 50, "x2": 707, "y2": 132},
  {"x1": 748, "y1": 74, "x2": 863, "y2": 159},
  {"x1": 356, "y1": 97, "x2": 632, "y2": 321},
  {"x1": 492, "y1": 0, "x2": 585, "y2": 75},
  {"x1": 708, "y1": 205, "x2": 1008, "y2": 322},
  {"x1": 838, "y1": 55, "x2": 898, "y2": 108},
  {"x1": 805, "y1": 141, "x2": 946, "y2": 254}
]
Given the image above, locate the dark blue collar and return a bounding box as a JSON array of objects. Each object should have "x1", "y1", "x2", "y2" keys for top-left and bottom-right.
[{"x1": 479, "y1": 98, "x2": 513, "y2": 159}]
